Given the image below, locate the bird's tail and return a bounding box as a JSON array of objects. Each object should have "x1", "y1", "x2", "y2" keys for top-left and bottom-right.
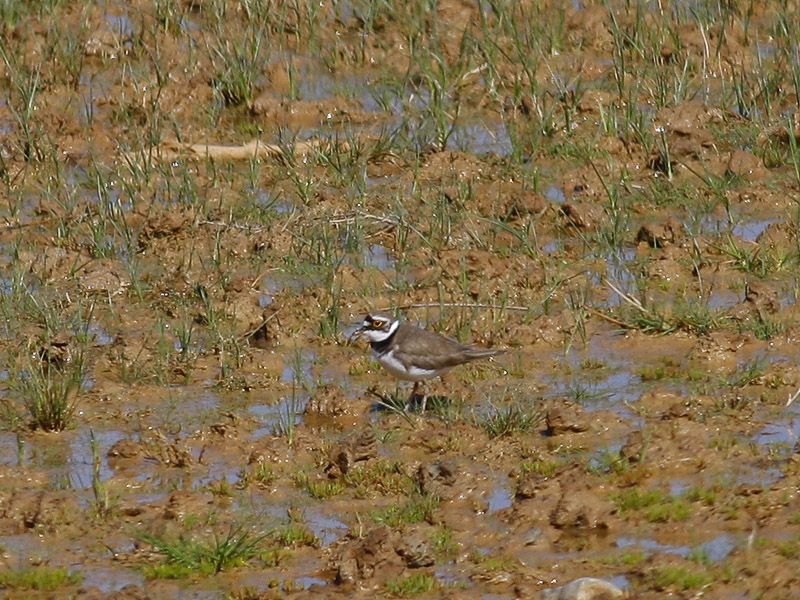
[{"x1": 464, "y1": 347, "x2": 505, "y2": 361}]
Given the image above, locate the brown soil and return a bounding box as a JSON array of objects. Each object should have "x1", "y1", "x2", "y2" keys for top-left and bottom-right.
[{"x1": 1, "y1": 1, "x2": 800, "y2": 599}]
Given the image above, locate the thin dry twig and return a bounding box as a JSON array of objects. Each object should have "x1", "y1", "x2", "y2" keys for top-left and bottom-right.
[
  {"x1": 387, "y1": 302, "x2": 533, "y2": 313},
  {"x1": 584, "y1": 306, "x2": 633, "y2": 329},
  {"x1": 198, "y1": 220, "x2": 267, "y2": 232},
  {"x1": 0, "y1": 218, "x2": 55, "y2": 233},
  {"x1": 238, "y1": 309, "x2": 281, "y2": 342},
  {"x1": 124, "y1": 137, "x2": 350, "y2": 163},
  {"x1": 605, "y1": 278, "x2": 647, "y2": 313},
  {"x1": 787, "y1": 386, "x2": 800, "y2": 407}
]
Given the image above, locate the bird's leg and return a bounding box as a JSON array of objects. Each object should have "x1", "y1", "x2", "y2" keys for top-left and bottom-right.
[
  {"x1": 405, "y1": 381, "x2": 431, "y2": 413},
  {"x1": 405, "y1": 382, "x2": 419, "y2": 412}
]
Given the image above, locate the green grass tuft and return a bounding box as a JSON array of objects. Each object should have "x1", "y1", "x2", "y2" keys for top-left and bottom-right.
[
  {"x1": 138, "y1": 524, "x2": 267, "y2": 578},
  {"x1": 371, "y1": 494, "x2": 439, "y2": 527},
  {"x1": 0, "y1": 566, "x2": 81, "y2": 591},
  {"x1": 386, "y1": 572, "x2": 437, "y2": 597},
  {"x1": 648, "y1": 565, "x2": 713, "y2": 591}
]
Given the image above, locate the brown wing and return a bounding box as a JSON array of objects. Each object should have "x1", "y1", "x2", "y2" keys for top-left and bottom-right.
[{"x1": 392, "y1": 325, "x2": 504, "y2": 371}]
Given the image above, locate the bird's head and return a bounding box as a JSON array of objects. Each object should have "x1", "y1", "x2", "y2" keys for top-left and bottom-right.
[{"x1": 351, "y1": 313, "x2": 398, "y2": 343}]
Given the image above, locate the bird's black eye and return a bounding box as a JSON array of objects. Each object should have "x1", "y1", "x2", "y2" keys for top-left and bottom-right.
[{"x1": 371, "y1": 320, "x2": 386, "y2": 329}]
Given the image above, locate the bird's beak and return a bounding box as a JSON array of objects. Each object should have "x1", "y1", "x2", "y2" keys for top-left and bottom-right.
[{"x1": 349, "y1": 325, "x2": 365, "y2": 344}]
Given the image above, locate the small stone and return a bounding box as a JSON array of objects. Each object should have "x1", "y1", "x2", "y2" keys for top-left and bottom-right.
[
  {"x1": 636, "y1": 219, "x2": 680, "y2": 248},
  {"x1": 541, "y1": 576, "x2": 625, "y2": 600},
  {"x1": 107, "y1": 439, "x2": 142, "y2": 459},
  {"x1": 325, "y1": 429, "x2": 378, "y2": 477},
  {"x1": 620, "y1": 431, "x2": 644, "y2": 463},
  {"x1": 726, "y1": 150, "x2": 766, "y2": 180},
  {"x1": 561, "y1": 202, "x2": 604, "y2": 230},
  {"x1": 395, "y1": 527, "x2": 434, "y2": 568},
  {"x1": 417, "y1": 461, "x2": 456, "y2": 498}
]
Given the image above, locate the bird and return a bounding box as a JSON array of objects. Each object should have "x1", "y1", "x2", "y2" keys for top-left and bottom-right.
[{"x1": 351, "y1": 312, "x2": 505, "y2": 411}]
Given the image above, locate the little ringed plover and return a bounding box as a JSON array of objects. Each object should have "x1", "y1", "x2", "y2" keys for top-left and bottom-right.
[{"x1": 352, "y1": 312, "x2": 505, "y2": 410}]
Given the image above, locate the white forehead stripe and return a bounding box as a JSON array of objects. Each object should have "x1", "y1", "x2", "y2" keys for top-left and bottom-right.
[{"x1": 387, "y1": 319, "x2": 400, "y2": 335}]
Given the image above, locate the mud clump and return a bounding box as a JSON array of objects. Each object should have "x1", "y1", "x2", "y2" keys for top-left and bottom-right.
[
  {"x1": 635, "y1": 219, "x2": 681, "y2": 248},
  {"x1": 546, "y1": 403, "x2": 590, "y2": 435},
  {"x1": 0, "y1": 489, "x2": 81, "y2": 534},
  {"x1": 329, "y1": 526, "x2": 402, "y2": 585},
  {"x1": 560, "y1": 202, "x2": 606, "y2": 231},
  {"x1": 324, "y1": 428, "x2": 378, "y2": 477},
  {"x1": 416, "y1": 461, "x2": 457, "y2": 499}
]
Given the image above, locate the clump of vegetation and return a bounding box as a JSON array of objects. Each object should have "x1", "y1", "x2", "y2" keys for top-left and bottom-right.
[
  {"x1": 5, "y1": 345, "x2": 85, "y2": 432},
  {"x1": 293, "y1": 470, "x2": 345, "y2": 500},
  {"x1": 138, "y1": 524, "x2": 268, "y2": 578},
  {"x1": 343, "y1": 458, "x2": 416, "y2": 497},
  {"x1": 478, "y1": 403, "x2": 543, "y2": 438},
  {"x1": 647, "y1": 564, "x2": 713, "y2": 591},
  {"x1": 371, "y1": 494, "x2": 439, "y2": 527},
  {"x1": 613, "y1": 488, "x2": 693, "y2": 523},
  {"x1": 386, "y1": 572, "x2": 437, "y2": 597},
  {"x1": 0, "y1": 566, "x2": 82, "y2": 591}
]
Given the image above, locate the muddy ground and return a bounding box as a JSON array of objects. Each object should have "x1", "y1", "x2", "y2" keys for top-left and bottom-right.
[{"x1": 1, "y1": 0, "x2": 800, "y2": 598}]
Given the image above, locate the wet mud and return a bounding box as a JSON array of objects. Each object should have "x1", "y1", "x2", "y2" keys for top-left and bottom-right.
[{"x1": 1, "y1": 0, "x2": 800, "y2": 598}]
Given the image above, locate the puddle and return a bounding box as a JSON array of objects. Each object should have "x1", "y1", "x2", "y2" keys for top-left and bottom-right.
[
  {"x1": 255, "y1": 189, "x2": 296, "y2": 214},
  {"x1": 753, "y1": 417, "x2": 800, "y2": 448},
  {"x1": 542, "y1": 239, "x2": 562, "y2": 254},
  {"x1": 609, "y1": 575, "x2": 630, "y2": 590},
  {"x1": 780, "y1": 288, "x2": 797, "y2": 308},
  {"x1": 756, "y1": 41, "x2": 777, "y2": 61},
  {"x1": 304, "y1": 508, "x2": 349, "y2": 546},
  {"x1": 733, "y1": 218, "x2": 779, "y2": 242},
  {"x1": 78, "y1": 73, "x2": 109, "y2": 126},
  {"x1": 296, "y1": 575, "x2": 328, "y2": 589},
  {"x1": 0, "y1": 432, "x2": 23, "y2": 467},
  {"x1": 435, "y1": 565, "x2": 472, "y2": 588},
  {"x1": 67, "y1": 429, "x2": 123, "y2": 489},
  {"x1": 447, "y1": 121, "x2": 513, "y2": 156},
  {"x1": 259, "y1": 293, "x2": 273, "y2": 307},
  {"x1": 250, "y1": 396, "x2": 308, "y2": 440},
  {"x1": 616, "y1": 536, "x2": 689, "y2": 558},
  {"x1": 78, "y1": 565, "x2": 144, "y2": 593},
  {"x1": 281, "y1": 350, "x2": 316, "y2": 384},
  {"x1": 544, "y1": 185, "x2": 566, "y2": 204},
  {"x1": 193, "y1": 450, "x2": 246, "y2": 489},
  {"x1": 707, "y1": 289, "x2": 741, "y2": 309},
  {"x1": 605, "y1": 248, "x2": 638, "y2": 307},
  {"x1": 360, "y1": 243, "x2": 395, "y2": 271},
  {"x1": 487, "y1": 480, "x2": 513, "y2": 513},
  {"x1": 616, "y1": 533, "x2": 735, "y2": 563},
  {"x1": 700, "y1": 534, "x2": 736, "y2": 562},
  {"x1": 180, "y1": 16, "x2": 201, "y2": 33},
  {"x1": 263, "y1": 271, "x2": 321, "y2": 296},
  {"x1": 550, "y1": 369, "x2": 640, "y2": 413},
  {"x1": 587, "y1": 442, "x2": 624, "y2": 471},
  {"x1": 691, "y1": 214, "x2": 778, "y2": 242},
  {"x1": 105, "y1": 13, "x2": 135, "y2": 38},
  {"x1": 7, "y1": 429, "x2": 123, "y2": 490},
  {"x1": 89, "y1": 322, "x2": 115, "y2": 346},
  {"x1": 0, "y1": 533, "x2": 55, "y2": 566},
  {"x1": 293, "y1": 64, "x2": 373, "y2": 105},
  {"x1": 689, "y1": 213, "x2": 731, "y2": 237},
  {"x1": 735, "y1": 466, "x2": 782, "y2": 487},
  {"x1": 669, "y1": 480, "x2": 690, "y2": 496}
]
